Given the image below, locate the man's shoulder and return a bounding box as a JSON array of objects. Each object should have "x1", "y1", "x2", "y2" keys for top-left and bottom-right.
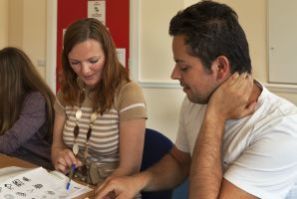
[
  {"x1": 251, "y1": 86, "x2": 297, "y2": 136},
  {"x1": 263, "y1": 87, "x2": 297, "y2": 114}
]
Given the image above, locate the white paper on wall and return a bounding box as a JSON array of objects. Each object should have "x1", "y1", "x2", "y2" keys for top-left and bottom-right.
[
  {"x1": 116, "y1": 48, "x2": 126, "y2": 67},
  {"x1": 88, "y1": 0, "x2": 106, "y2": 25}
]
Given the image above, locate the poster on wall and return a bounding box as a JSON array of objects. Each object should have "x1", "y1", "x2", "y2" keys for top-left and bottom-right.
[
  {"x1": 88, "y1": 0, "x2": 106, "y2": 25},
  {"x1": 116, "y1": 48, "x2": 126, "y2": 67}
]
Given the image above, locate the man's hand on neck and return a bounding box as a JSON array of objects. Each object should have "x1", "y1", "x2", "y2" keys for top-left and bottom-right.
[{"x1": 207, "y1": 72, "x2": 257, "y2": 122}]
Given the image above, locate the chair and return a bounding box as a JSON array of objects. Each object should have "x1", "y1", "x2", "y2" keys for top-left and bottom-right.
[
  {"x1": 172, "y1": 179, "x2": 189, "y2": 199},
  {"x1": 141, "y1": 128, "x2": 174, "y2": 199}
]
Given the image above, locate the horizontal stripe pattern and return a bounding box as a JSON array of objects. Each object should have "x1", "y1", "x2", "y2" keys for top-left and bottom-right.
[{"x1": 63, "y1": 106, "x2": 120, "y2": 163}]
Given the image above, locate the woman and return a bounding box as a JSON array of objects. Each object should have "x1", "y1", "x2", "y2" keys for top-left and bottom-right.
[
  {"x1": 0, "y1": 47, "x2": 55, "y2": 169},
  {"x1": 51, "y1": 18, "x2": 147, "y2": 193}
]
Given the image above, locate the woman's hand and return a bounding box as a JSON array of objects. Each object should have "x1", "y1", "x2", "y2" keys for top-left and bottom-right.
[{"x1": 52, "y1": 148, "x2": 82, "y2": 173}]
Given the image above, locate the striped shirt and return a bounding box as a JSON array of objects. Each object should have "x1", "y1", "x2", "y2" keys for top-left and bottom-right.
[{"x1": 54, "y1": 81, "x2": 147, "y2": 170}]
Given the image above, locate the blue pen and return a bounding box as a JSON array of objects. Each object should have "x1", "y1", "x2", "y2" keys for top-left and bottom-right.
[{"x1": 66, "y1": 164, "x2": 76, "y2": 190}]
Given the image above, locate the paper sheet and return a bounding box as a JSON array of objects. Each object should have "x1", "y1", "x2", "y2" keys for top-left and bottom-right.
[{"x1": 0, "y1": 167, "x2": 92, "y2": 199}]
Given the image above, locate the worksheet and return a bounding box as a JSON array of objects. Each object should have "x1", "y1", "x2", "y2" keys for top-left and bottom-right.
[{"x1": 0, "y1": 167, "x2": 92, "y2": 199}]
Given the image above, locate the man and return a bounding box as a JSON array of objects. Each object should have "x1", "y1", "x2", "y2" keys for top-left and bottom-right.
[{"x1": 95, "y1": 1, "x2": 297, "y2": 198}]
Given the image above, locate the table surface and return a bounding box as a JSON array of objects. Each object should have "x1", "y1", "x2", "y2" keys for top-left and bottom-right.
[
  {"x1": 0, "y1": 153, "x2": 95, "y2": 199},
  {"x1": 0, "y1": 153, "x2": 36, "y2": 168}
]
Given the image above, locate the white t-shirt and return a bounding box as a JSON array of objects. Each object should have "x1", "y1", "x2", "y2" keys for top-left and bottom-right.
[{"x1": 175, "y1": 83, "x2": 297, "y2": 199}]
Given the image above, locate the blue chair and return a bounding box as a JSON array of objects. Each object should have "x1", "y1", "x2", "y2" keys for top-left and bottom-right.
[
  {"x1": 141, "y1": 128, "x2": 173, "y2": 199},
  {"x1": 172, "y1": 179, "x2": 189, "y2": 199}
]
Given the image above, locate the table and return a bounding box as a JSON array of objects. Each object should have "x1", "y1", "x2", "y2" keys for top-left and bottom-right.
[
  {"x1": 0, "y1": 153, "x2": 95, "y2": 198},
  {"x1": 0, "y1": 153, "x2": 36, "y2": 168}
]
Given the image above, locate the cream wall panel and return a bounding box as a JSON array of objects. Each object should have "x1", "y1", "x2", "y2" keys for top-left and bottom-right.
[
  {"x1": 139, "y1": 0, "x2": 183, "y2": 82},
  {"x1": 268, "y1": 0, "x2": 297, "y2": 84},
  {"x1": 7, "y1": 0, "x2": 46, "y2": 79},
  {"x1": 143, "y1": 89, "x2": 185, "y2": 141},
  {"x1": 22, "y1": 0, "x2": 46, "y2": 79},
  {"x1": 131, "y1": 0, "x2": 186, "y2": 141},
  {"x1": 0, "y1": 0, "x2": 8, "y2": 48},
  {"x1": 8, "y1": 0, "x2": 23, "y2": 48}
]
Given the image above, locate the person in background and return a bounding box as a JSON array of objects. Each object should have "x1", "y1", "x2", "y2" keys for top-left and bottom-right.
[
  {"x1": 0, "y1": 47, "x2": 55, "y2": 169},
  {"x1": 95, "y1": 1, "x2": 297, "y2": 199},
  {"x1": 51, "y1": 18, "x2": 147, "y2": 198}
]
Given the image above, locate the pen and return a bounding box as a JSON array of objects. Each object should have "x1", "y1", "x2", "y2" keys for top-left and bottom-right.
[{"x1": 66, "y1": 164, "x2": 76, "y2": 190}]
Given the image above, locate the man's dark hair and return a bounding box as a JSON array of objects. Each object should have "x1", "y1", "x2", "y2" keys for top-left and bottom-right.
[{"x1": 169, "y1": 0, "x2": 251, "y2": 73}]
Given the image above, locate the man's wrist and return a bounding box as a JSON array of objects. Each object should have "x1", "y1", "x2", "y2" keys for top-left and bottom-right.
[
  {"x1": 205, "y1": 108, "x2": 227, "y2": 125},
  {"x1": 135, "y1": 171, "x2": 153, "y2": 192}
]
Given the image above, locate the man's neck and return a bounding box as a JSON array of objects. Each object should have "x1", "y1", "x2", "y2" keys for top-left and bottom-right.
[{"x1": 248, "y1": 80, "x2": 262, "y2": 105}]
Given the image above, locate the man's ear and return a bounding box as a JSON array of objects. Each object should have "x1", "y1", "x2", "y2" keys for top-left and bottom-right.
[{"x1": 211, "y1": 55, "x2": 231, "y2": 81}]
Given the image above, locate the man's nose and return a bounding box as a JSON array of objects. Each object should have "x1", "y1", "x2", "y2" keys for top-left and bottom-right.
[{"x1": 171, "y1": 66, "x2": 180, "y2": 80}]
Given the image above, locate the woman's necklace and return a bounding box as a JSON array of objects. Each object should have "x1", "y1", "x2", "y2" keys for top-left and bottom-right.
[{"x1": 72, "y1": 90, "x2": 99, "y2": 163}]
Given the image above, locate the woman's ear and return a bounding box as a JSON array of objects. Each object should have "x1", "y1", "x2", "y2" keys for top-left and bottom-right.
[{"x1": 211, "y1": 55, "x2": 231, "y2": 81}]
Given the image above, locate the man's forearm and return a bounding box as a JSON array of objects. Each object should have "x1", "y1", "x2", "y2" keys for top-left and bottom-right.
[
  {"x1": 141, "y1": 151, "x2": 190, "y2": 192},
  {"x1": 190, "y1": 114, "x2": 225, "y2": 199}
]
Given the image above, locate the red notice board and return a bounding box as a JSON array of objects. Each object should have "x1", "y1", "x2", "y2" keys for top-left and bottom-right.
[{"x1": 56, "y1": 0, "x2": 129, "y2": 91}]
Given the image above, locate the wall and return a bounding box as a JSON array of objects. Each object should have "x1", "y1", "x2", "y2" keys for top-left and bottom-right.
[
  {"x1": 4, "y1": 0, "x2": 46, "y2": 79},
  {"x1": 268, "y1": 0, "x2": 297, "y2": 84},
  {"x1": 130, "y1": 0, "x2": 186, "y2": 141},
  {"x1": 22, "y1": 0, "x2": 47, "y2": 78},
  {"x1": 8, "y1": 0, "x2": 23, "y2": 48},
  {"x1": 0, "y1": 0, "x2": 8, "y2": 48}
]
